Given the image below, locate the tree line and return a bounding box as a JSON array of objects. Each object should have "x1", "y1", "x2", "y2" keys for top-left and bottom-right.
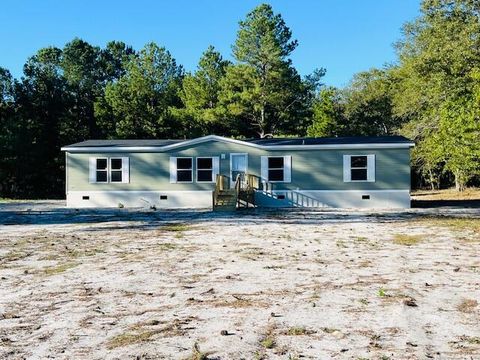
[{"x1": 0, "y1": 1, "x2": 479, "y2": 198}]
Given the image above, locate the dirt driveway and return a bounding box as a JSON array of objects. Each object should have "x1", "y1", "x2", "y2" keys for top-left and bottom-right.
[{"x1": 0, "y1": 202, "x2": 479, "y2": 359}]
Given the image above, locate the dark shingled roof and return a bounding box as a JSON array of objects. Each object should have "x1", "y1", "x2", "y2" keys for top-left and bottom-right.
[
  {"x1": 63, "y1": 135, "x2": 413, "y2": 149},
  {"x1": 245, "y1": 136, "x2": 412, "y2": 146},
  {"x1": 64, "y1": 139, "x2": 185, "y2": 148}
]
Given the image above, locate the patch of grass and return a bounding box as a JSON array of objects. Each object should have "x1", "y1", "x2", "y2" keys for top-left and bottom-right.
[
  {"x1": 457, "y1": 299, "x2": 478, "y2": 313},
  {"x1": 158, "y1": 243, "x2": 178, "y2": 250},
  {"x1": 416, "y1": 217, "x2": 480, "y2": 240},
  {"x1": 460, "y1": 335, "x2": 480, "y2": 344},
  {"x1": 161, "y1": 223, "x2": 190, "y2": 232},
  {"x1": 336, "y1": 240, "x2": 347, "y2": 248},
  {"x1": 259, "y1": 324, "x2": 277, "y2": 350},
  {"x1": 354, "y1": 236, "x2": 368, "y2": 242},
  {"x1": 378, "y1": 288, "x2": 387, "y2": 297},
  {"x1": 107, "y1": 330, "x2": 160, "y2": 349},
  {"x1": 260, "y1": 336, "x2": 276, "y2": 349},
  {"x1": 392, "y1": 234, "x2": 422, "y2": 246},
  {"x1": 43, "y1": 262, "x2": 78, "y2": 275},
  {"x1": 186, "y1": 342, "x2": 208, "y2": 360},
  {"x1": 1, "y1": 251, "x2": 30, "y2": 262},
  {"x1": 286, "y1": 327, "x2": 315, "y2": 336},
  {"x1": 321, "y1": 327, "x2": 339, "y2": 334},
  {"x1": 211, "y1": 297, "x2": 267, "y2": 308}
]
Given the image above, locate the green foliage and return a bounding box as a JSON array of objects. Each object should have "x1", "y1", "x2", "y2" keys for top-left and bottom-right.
[
  {"x1": 173, "y1": 46, "x2": 230, "y2": 136},
  {"x1": 220, "y1": 3, "x2": 321, "y2": 137},
  {"x1": 343, "y1": 69, "x2": 401, "y2": 136},
  {"x1": 307, "y1": 87, "x2": 345, "y2": 137},
  {"x1": 2, "y1": 1, "x2": 479, "y2": 198},
  {"x1": 104, "y1": 42, "x2": 183, "y2": 138},
  {"x1": 393, "y1": 0, "x2": 480, "y2": 190}
]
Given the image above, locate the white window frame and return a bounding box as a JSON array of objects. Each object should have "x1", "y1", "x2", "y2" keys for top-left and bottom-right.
[
  {"x1": 267, "y1": 156, "x2": 285, "y2": 183},
  {"x1": 95, "y1": 157, "x2": 109, "y2": 183},
  {"x1": 109, "y1": 157, "x2": 124, "y2": 183},
  {"x1": 343, "y1": 154, "x2": 375, "y2": 182},
  {"x1": 196, "y1": 157, "x2": 215, "y2": 183},
  {"x1": 175, "y1": 157, "x2": 194, "y2": 183},
  {"x1": 90, "y1": 157, "x2": 129, "y2": 184},
  {"x1": 260, "y1": 155, "x2": 292, "y2": 183}
]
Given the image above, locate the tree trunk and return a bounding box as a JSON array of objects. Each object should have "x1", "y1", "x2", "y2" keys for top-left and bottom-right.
[
  {"x1": 259, "y1": 107, "x2": 266, "y2": 138},
  {"x1": 454, "y1": 171, "x2": 465, "y2": 192}
]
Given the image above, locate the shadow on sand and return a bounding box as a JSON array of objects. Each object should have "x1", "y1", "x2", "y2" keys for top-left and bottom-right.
[{"x1": 0, "y1": 199, "x2": 479, "y2": 230}]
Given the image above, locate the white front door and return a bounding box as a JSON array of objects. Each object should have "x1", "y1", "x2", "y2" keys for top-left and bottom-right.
[{"x1": 230, "y1": 153, "x2": 248, "y2": 188}]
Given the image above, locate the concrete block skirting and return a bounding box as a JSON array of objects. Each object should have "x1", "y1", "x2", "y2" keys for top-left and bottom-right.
[
  {"x1": 66, "y1": 191, "x2": 213, "y2": 209},
  {"x1": 254, "y1": 190, "x2": 411, "y2": 209},
  {"x1": 67, "y1": 189, "x2": 411, "y2": 209}
]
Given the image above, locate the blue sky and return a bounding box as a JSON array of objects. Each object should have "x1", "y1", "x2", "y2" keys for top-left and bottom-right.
[{"x1": 0, "y1": 0, "x2": 420, "y2": 87}]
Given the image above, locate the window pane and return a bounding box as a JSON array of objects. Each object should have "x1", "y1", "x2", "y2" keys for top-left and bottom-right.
[
  {"x1": 96, "y1": 170, "x2": 107, "y2": 182},
  {"x1": 111, "y1": 170, "x2": 122, "y2": 182},
  {"x1": 177, "y1": 158, "x2": 192, "y2": 169},
  {"x1": 268, "y1": 169, "x2": 284, "y2": 181},
  {"x1": 197, "y1": 158, "x2": 212, "y2": 169},
  {"x1": 351, "y1": 156, "x2": 367, "y2": 168},
  {"x1": 351, "y1": 168, "x2": 367, "y2": 181},
  {"x1": 198, "y1": 169, "x2": 213, "y2": 182},
  {"x1": 96, "y1": 158, "x2": 107, "y2": 170},
  {"x1": 111, "y1": 158, "x2": 122, "y2": 170},
  {"x1": 268, "y1": 157, "x2": 284, "y2": 169},
  {"x1": 177, "y1": 170, "x2": 192, "y2": 182}
]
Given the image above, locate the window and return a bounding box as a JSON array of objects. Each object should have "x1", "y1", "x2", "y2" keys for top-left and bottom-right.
[
  {"x1": 261, "y1": 156, "x2": 292, "y2": 183},
  {"x1": 89, "y1": 157, "x2": 129, "y2": 184},
  {"x1": 197, "y1": 157, "x2": 213, "y2": 182},
  {"x1": 268, "y1": 157, "x2": 284, "y2": 182},
  {"x1": 350, "y1": 156, "x2": 368, "y2": 181},
  {"x1": 110, "y1": 158, "x2": 123, "y2": 183},
  {"x1": 176, "y1": 158, "x2": 193, "y2": 182},
  {"x1": 343, "y1": 154, "x2": 375, "y2": 182},
  {"x1": 96, "y1": 158, "x2": 108, "y2": 183}
]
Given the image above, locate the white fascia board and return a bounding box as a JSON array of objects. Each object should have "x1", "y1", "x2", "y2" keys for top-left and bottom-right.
[{"x1": 61, "y1": 135, "x2": 415, "y2": 152}]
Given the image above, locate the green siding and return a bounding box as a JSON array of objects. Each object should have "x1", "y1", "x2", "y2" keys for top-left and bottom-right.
[{"x1": 66, "y1": 140, "x2": 411, "y2": 192}]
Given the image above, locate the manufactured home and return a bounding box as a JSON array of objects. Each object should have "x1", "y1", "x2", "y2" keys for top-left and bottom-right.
[{"x1": 61, "y1": 135, "x2": 414, "y2": 209}]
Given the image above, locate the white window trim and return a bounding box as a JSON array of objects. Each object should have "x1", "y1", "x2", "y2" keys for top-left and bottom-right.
[
  {"x1": 90, "y1": 157, "x2": 130, "y2": 184},
  {"x1": 196, "y1": 157, "x2": 215, "y2": 183},
  {"x1": 266, "y1": 156, "x2": 286, "y2": 183},
  {"x1": 175, "y1": 157, "x2": 194, "y2": 183},
  {"x1": 110, "y1": 157, "x2": 124, "y2": 183},
  {"x1": 95, "y1": 157, "x2": 109, "y2": 183},
  {"x1": 343, "y1": 154, "x2": 375, "y2": 183}
]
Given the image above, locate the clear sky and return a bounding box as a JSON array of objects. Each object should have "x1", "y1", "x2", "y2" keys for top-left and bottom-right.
[{"x1": 0, "y1": 0, "x2": 420, "y2": 87}]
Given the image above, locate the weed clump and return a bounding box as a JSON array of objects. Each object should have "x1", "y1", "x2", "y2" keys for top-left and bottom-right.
[{"x1": 392, "y1": 234, "x2": 422, "y2": 246}]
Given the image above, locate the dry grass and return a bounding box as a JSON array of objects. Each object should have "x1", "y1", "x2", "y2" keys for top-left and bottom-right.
[
  {"x1": 160, "y1": 223, "x2": 191, "y2": 232},
  {"x1": 460, "y1": 335, "x2": 480, "y2": 345},
  {"x1": 285, "y1": 327, "x2": 316, "y2": 336},
  {"x1": 43, "y1": 262, "x2": 78, "y2": 275},
  {"x1": 457, "y1": 299, "x2": 478, "y2": 313},
  {"x1": 392, "y1": 234, "x2": 423, "y2": 246},
  {"x1": 412, "y1": 188, "x2": 480, "y2": 200},
  {"x1": 186, "y1": 342, "x2": 209, "y2": 360},
  {"x1": 415, "y1": 217, "x2": 480, "y2": 241},
  {"x1": 259, "y1": 324, "x2": 277, "y2": 349},
  {"x1": 107, "y1": 330, "x2": 161, "y2": 349}
]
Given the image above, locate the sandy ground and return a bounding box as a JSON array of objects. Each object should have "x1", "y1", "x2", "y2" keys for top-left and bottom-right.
[{"x1": 0, "y1": 201, "x2": 479, "y2": 360}]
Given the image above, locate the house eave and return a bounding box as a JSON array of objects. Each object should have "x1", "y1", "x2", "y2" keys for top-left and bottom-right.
[{"x1": 61, "y1": 135, "x2": 415, "y2": 153}]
